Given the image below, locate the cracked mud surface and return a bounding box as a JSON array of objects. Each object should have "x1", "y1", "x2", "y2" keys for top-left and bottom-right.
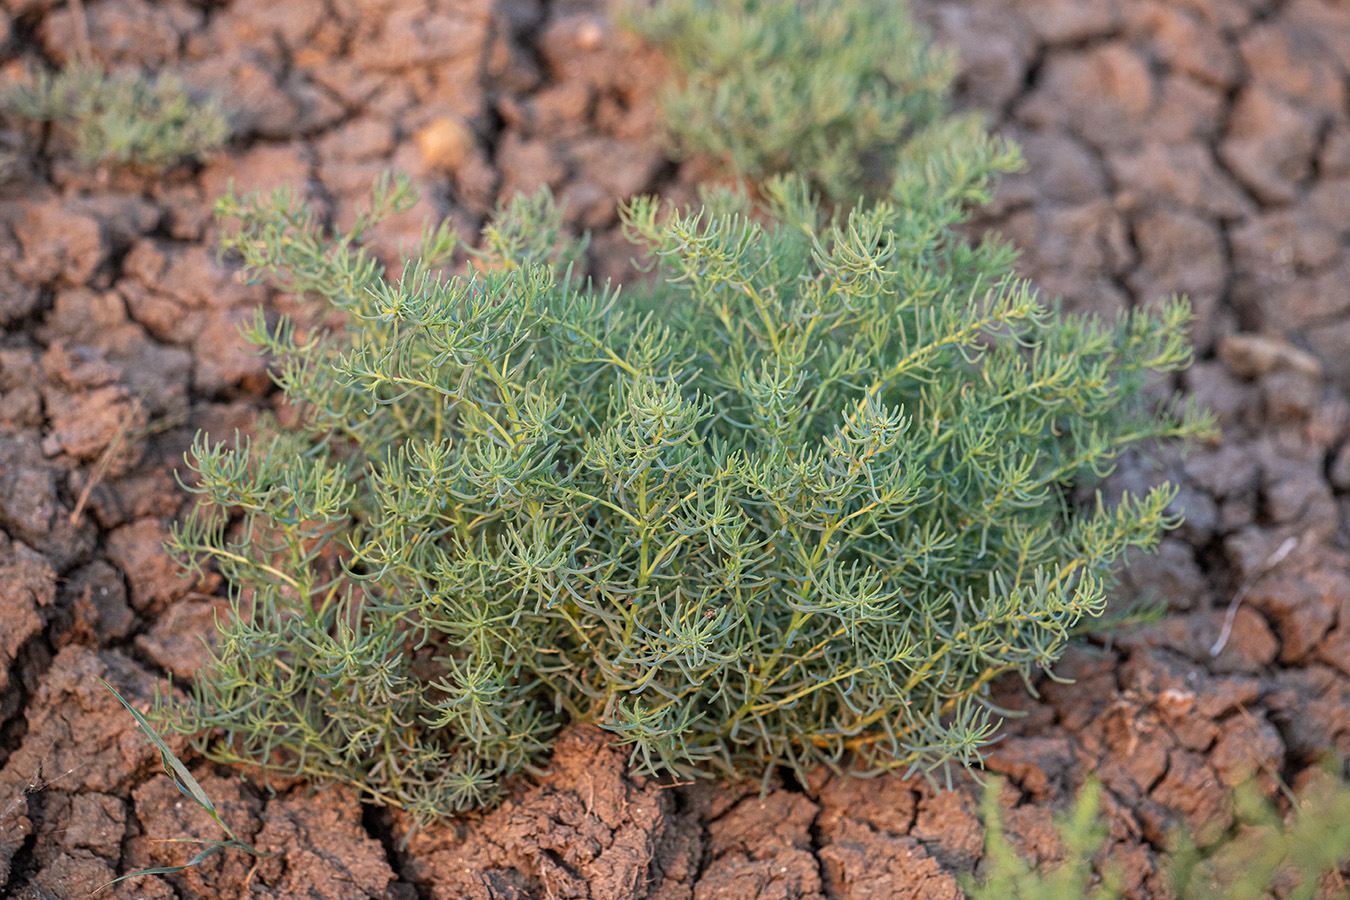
[{"x1": 1, "y1": 0, "x2": 1349, "y2": 897}]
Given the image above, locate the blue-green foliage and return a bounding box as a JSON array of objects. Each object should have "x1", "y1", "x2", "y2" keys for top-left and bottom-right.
[{"x1": 156, "y1": 135, "x2": 1207, "y2": 824}]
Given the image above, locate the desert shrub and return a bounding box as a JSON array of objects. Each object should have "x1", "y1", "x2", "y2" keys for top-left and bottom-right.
[
  {"x1": 969, "y1": 771, "x2": 1350, "y2": 900},
  {"x1": 1, "y1": 63, "x2": 228, "y2": 172},
  {"x1": 156, "y1": 118, "x2": 1208, "y2": 824},
  {"x1": 626, "y1": 0, "x2": 965, "y2": 205}
]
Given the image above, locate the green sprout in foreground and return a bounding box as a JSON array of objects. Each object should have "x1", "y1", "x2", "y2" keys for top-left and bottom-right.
[{"x1": 101, "y1": 682, "x2": 269, "y2": 890}]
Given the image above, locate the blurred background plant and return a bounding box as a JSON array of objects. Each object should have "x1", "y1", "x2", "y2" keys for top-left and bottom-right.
[
  {"x1": 0, "y1": 62, "x2": 229, "y2": 174},
  {"x1": 969, "y1": 767, "x2": 1350, "y2": 900},
  {"x1": 623, "y1": 0, "x2": 975, "y2": 207}
]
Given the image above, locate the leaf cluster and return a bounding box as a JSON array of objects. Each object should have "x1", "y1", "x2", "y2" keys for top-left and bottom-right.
[
  {"x1": 969, "y1": 771, "x2": 1350, "y2": 900},
  {"x1": 156, "y1": 130, "x2": 1209, "y2": 823},
  {"x1": 624, "y1": 0, "x2": 976, "y2": 205},
  {"x1": 1, "y1": 63, "x2": 229, "y2": 172}
]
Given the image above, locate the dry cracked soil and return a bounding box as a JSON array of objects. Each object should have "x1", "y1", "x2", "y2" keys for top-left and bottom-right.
[{"x1": 1, "y1": 0, "x2": 1350, "y2": 897}]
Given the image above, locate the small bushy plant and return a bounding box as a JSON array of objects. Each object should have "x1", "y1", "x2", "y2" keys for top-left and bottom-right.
[
  {"x1": 969, "y1": 773, "x2": 1350, "y2": 900},
  {"x1": 626, "y1": 0, "x2": 965, "y2": 205},
  {"x1": 1, "y1": 63, "x2": 228, "y2": 172},
  {"x1": 156, "y1": 114, "x2": 1208, "y2": 823}
]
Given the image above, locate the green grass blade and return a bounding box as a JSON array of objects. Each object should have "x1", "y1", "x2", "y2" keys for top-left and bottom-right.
[
  {"x1": 99, "y1": 678, "x2": 274, "y2": 892},
  {"x1": 97, "y1": 845, "x2": 226, "y2": 890},
  {"x1": 101, "y1": 679, "x2": 232, "y2": 838}
]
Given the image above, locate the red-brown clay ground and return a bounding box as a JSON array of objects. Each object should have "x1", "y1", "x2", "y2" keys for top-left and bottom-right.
[{"x1": 1, "y1": 0, "x2": 1349, "y2": 897}]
